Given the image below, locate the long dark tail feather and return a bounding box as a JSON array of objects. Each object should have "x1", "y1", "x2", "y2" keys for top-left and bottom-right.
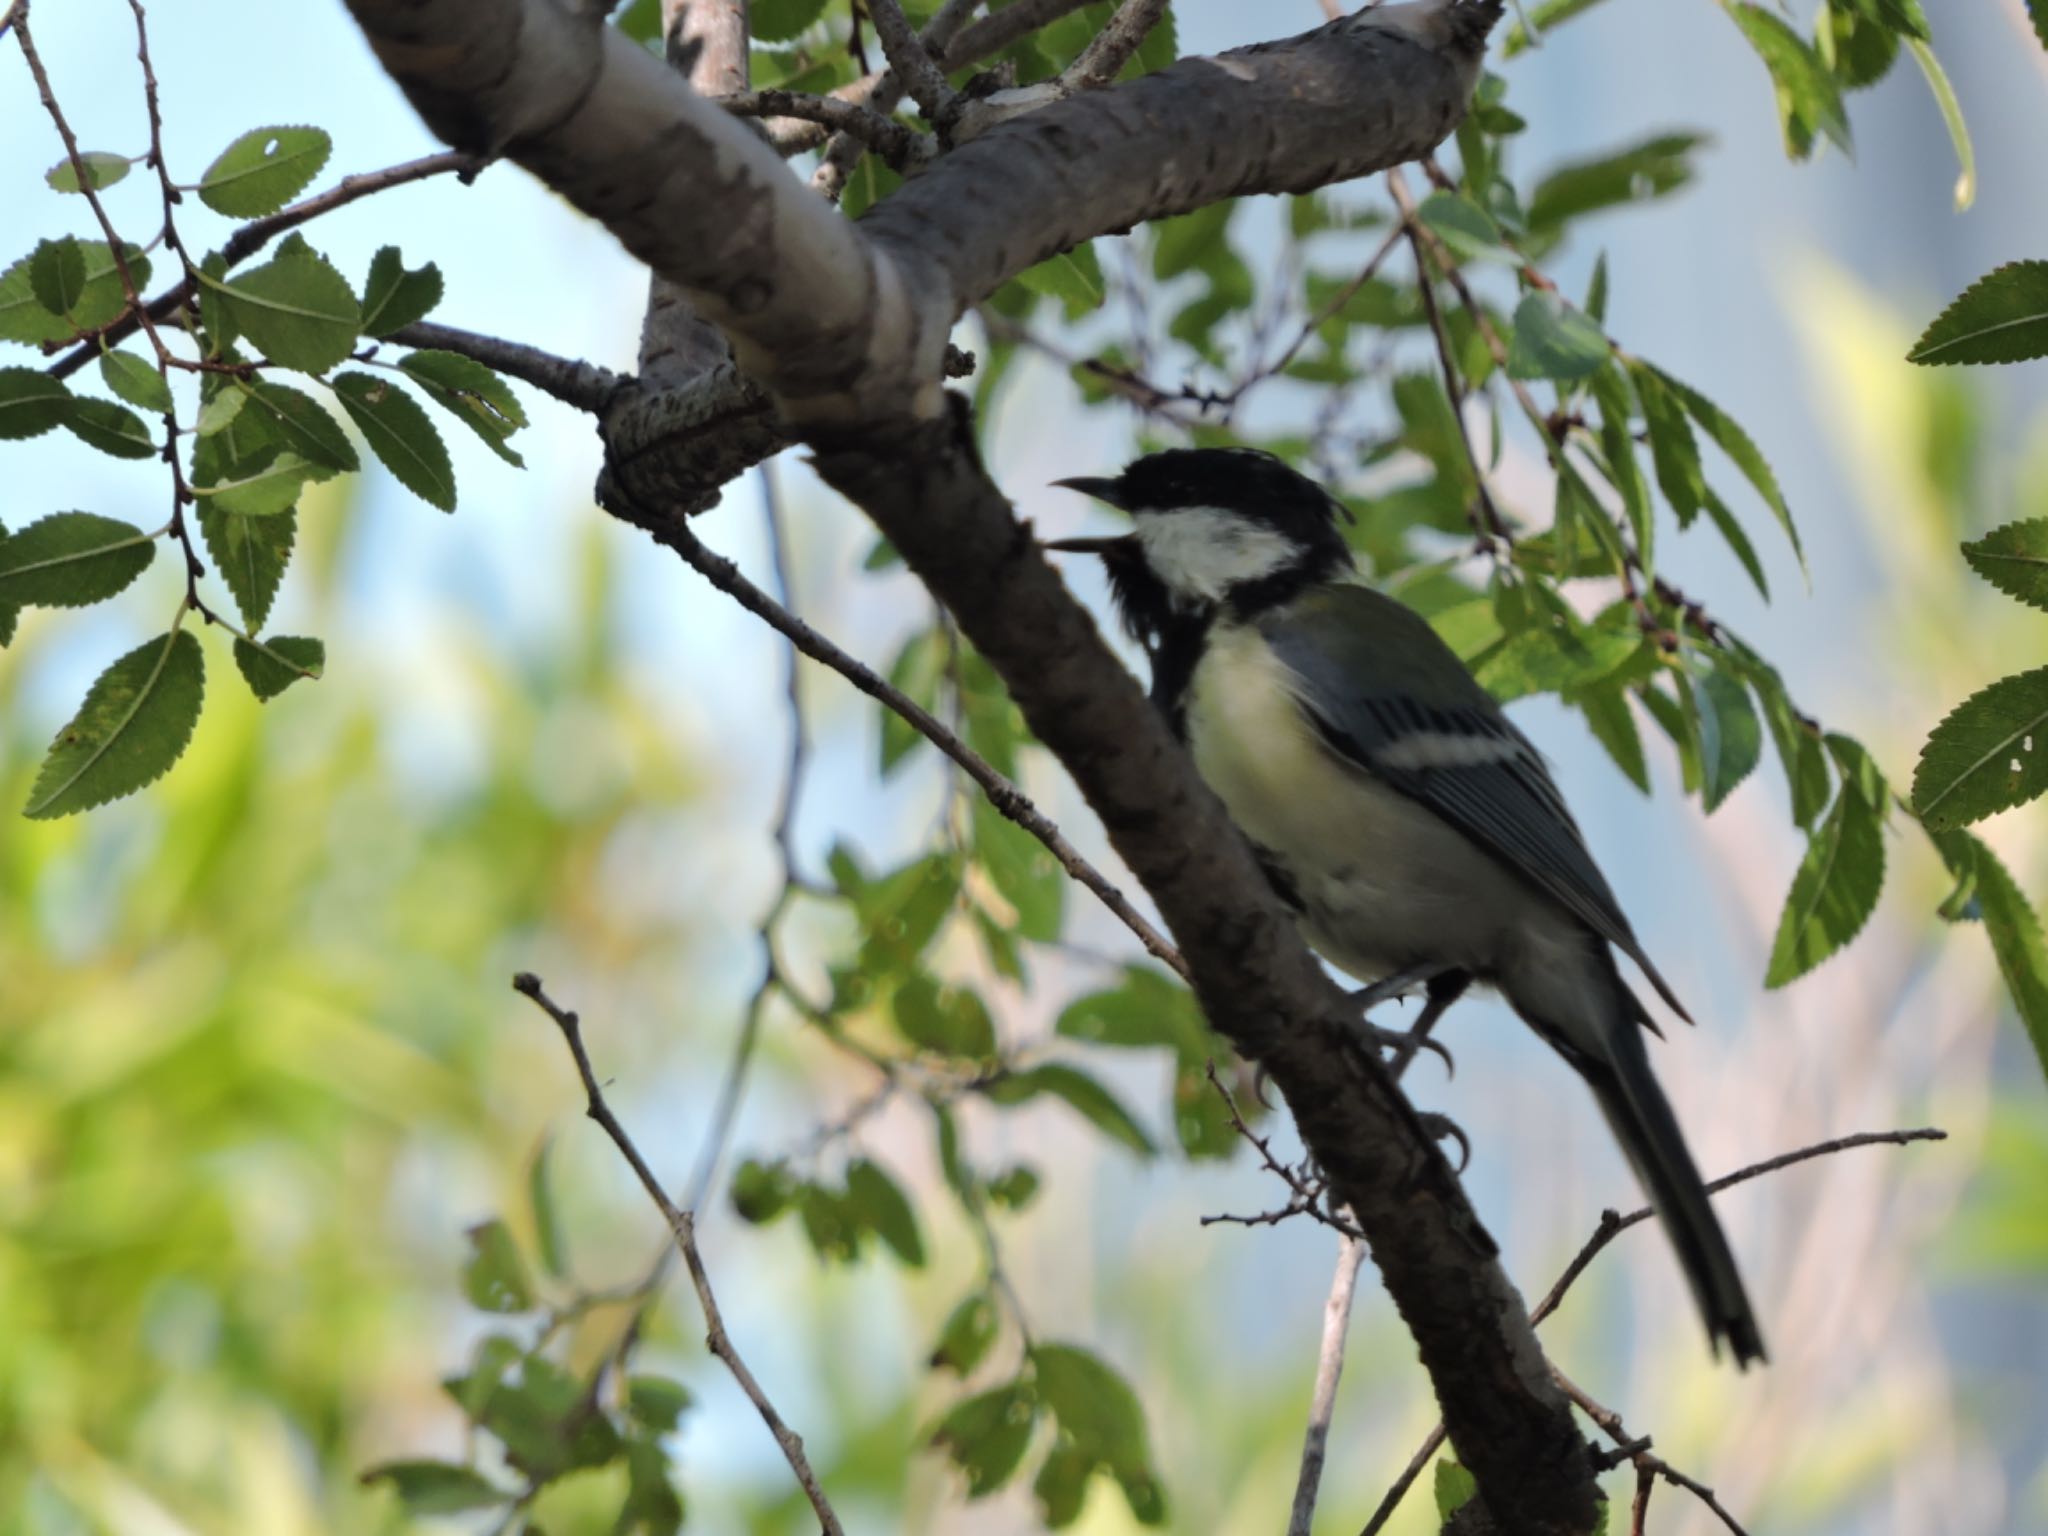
[{"x1": 1582, "y1": 1002, "x2": 1767, "y2": 1368}]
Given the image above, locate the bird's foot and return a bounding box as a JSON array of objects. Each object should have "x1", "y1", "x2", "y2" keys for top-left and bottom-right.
[
  {"x1": 1348, "y1": 1018, "x2": 1456, "y2": 1078},
  {"x1": 1416, "y1": 1110, "x2": 1471, "y2": 1174},
  {"x1": 1349, "y1": 962, "x2": 1451, "y2": 1014}
]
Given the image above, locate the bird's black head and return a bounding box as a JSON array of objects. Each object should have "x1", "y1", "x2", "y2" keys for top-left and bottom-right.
[{"x1": 1048, "y1": 448, "x2": 1355, "y2": 647}]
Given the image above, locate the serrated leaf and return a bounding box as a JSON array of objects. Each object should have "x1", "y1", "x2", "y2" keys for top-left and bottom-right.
[
  {"x1": 30, "y1": 238, "x2": 88, "y2": 319},
  {"x1": 846, "y1": 1158, "x2": 925, "y2": 1266},
  {"x1": 1579, "y1": 683, "x2": 1649, "y2": 793},
  {"x1": 1765, "y1": 788, "x2": 1885, "y2": 987},
  {"x1": 0, "y1": 512, "x2": 155, "y2": 610},
  {"x1": 398, "y1": 349, "x2": 525, "y2": 467},
  {"x1": 0, "y1": 242, "x2": 150, "y2": 345},
  {"x1": 198, "y1": 125, "x2": 333, "y2": 217},
  {"x1": 1933, "y1": 829, "x2": 2048, "y2": 1078},
  {"x1": 47, "y1": 151, "x2": 132, "y2": 194},
  {"x1": 194, "y1": 386, "x2": 247, "y2": 438},
  {"x1": 1693, "y1": 665, "x2": 1762, "y2": 813},
  {"x1": 1591, "y1": 362, "x2": 1652, "y2": 569},
  {"x1": 198, "y1": 505, "x2": 294, "y2": 630},
  {"x1": 63, "y1": 397, "x2": 156, "y2": 459},
  {"x1": 973, "y1": 796, "x2": 1064, "y2": 943},
  {"x1": 237, "y1": 380, "x2": 357, "y2": 472},
  {"x1": 461, "y1": 1219, "x2": 535, "y2": 1313},
  {"x1": 1962, "y1": 520, "x2": 2048, "y2": 612},
  {"x1": 1506, "y1": 291, "x2": 1609, "y2": 381},
  {"x1": 1629, "y1": 358, "x2": 1703, "y2": 526},
  {"x1": 361, "y1": 1460, "x2": 512, "y2": 1515},
  {"x1": 332, "y1": 371, "x2": 454, "y2": 510},
  {"x1": 99, "y1": 349, "x2": 171, "y2": 413},
  {"x1": 933, "y1": 1384, "x2": 1037, "y2": 1498},
  {"x1": 1909, "y1": 261, "x2": 2048, "y2": 367},
  {"x1": 1658, "y1": 368, "x2": 1804, "y2": 570},
  {"x1": 985, "y1": 1063, "x2": 1154, "y2": 1156},
  {"x1": 232, "y1": 635, "x2": 324, "y2": 700},
  {"x1": 25, "y1": 630, "x2": 204, "y2": 819},
  {"x1": 1434, "y1": 1459, "x2": 1479, "y2": 1520},
  {"x1": 1727, "y1": 2, "x2": 1852, "y2": 159},
  {"x1": 212, "y1": 252, "x2": 360, "y2": 373},
  {"x1": 0, "y1": 367, "x2": 74, "y2": 439},
  {"x1": 1913, "y1": 667, "x2": 2048, "y2": 830},
  {"x1": 360, "y1": 246, "x2": 445, "y2": 338},
  {"x1": 209, "y1": 451, "x2": 329, "y2": 517}
]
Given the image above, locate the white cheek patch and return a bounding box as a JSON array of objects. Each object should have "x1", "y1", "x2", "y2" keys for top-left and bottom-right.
[
  {"x1": 1135, "y1": 507, "x2": 1301, "y2": 605},
  {"x1": 1374, "y1": 732, "x2": 1527, "y2": 771}
]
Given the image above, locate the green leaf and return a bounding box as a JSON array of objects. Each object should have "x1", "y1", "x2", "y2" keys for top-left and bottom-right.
[
  {"x1": 397, "y1": 349, "x2": 525, "y2": 466},
  {"x1": 730, "y1": 1158, "x2": 795, "y2": 1224},
  {"x1": 528, "y1": 1137, "x2": 569, "y2": 1280},
  {"x1": 198, "y1": 505, "x2": 295, "y2": 630},
  {"x1": 1579, "y1": 683, "x2": 1650, "y2": 793},
  {"x1": 46, "y1": 151, "x2": 133, "y2": 194},
  {"x1": 1591, "y1": 363, "x2": 1652, "y2": 571},
  {"x1": 1909, "y1": 262, "x2": 2048, "y2": 367},
  {"x1": 1503, "y1": 0, "x2": 1613, "y2": 55},
  {"x1": 1751, "y1": 670, "x2": 1831, "y2": 829},
  {"x1": 798, "y1": 1180, "x2": 862, "y2": 1262},
  {"x1": 25, "y1": 629, "x2": 205, "y2": 819},
  {"x1": 932, "y1": 1291, "x2": 1000, "y2": 1375},
  {"x1": 0, "y1": 511, "x2": 155, "y2": 610},
  {"x1": 985, "y1": 1063, "x2": 1154, "y2": 1157},
  {"x1": 881, "y1": 627, "x2": 944, "y2": 774},
  {"x1": 1016, "y1": 242, "x2": 1105, "y2": 320},
  {"x1": 845, "y1": 1158, "x2": 925, "y2": 1266},
  {"x1": 626, "y1": 1374, "x2": 694, "y2": 1434},
  {"x1": 361, "y1": 1460, "x2": 512, "y2": 1515},
  {"x1": 1585, "y1": 250, "x2": 1610, "y2": 325},
  {"x1": 1526, "y1": 132, "x2": 1706, "y2": 235},
  {"x1": 1629, "y1": 359, "x2": 1704, "y2": 526},
  {"x1": 1475, "y1": 615, "x2": 1637, "y2": 704},
  {"x1": 477, "y1": 1355, "x2": 621, "y2": 1480},
  {"x1": 238, "y1": 380, "x2": 358, "y2": 472},
  {"x1": 932, "y1": 1383, "x2": 1037, "y2": 1498},
  {"x1": 1152, "y1": 201, "x2": 1235, "y2": 282},
  {"x1": 1434, "y1": 1459, "x2": 1479, "y2": 1520},
  {"x1": 1765, "y1": 789, "x2": 1885, "y2": 987},
  {"x1": 213, "y1": 252, "x2": 361, "y2": 373},
  {"x1": 1034, "y1": 1441, "x2": 1092, "y2": 1528},
  {"x1": 63, "y1": 397, "x2": 156, "y2": 459},
  {"x1": 989, "y1": 1163, "x2": 1041, "y2": 1208},
  {"x1": 1701, "y1": 484, "x2": 1771, "y2": 600},
  {"x1": 0, "y1": 242, "x2": 149, "y2": 345},
  {"x1": 461, "y1": 1219, "x2": 535, "y2": 1313},
  {"x1": 750, "y1": 0, "x2": 829, "y2": 42},
  {"x1": 1031, "y1": 1342, "x2": 1160, "y2": 1518},
  {"x1": 1416, "y1": 190, "x2": 1511, "y2": 264},
  {"x1": 1933, "y1": 829, "x2": 2048, "y2": 1077},
  {"x1": 1962, "y1": 519, "x2": 2048, "y2": 612},
  {"x1": 1726, "y1": 3, "x2": 1852, "y2": 158},
  {"x1": 194, "y1": 386, "x2": 248, "y2": 439},
  {"x1": 1506, "y1": 291, "x2": 1609, "y2": 381},
  {"x1": 1057, "y1": 966, "x2": 1205, "y2": 1054},
  {"x1": 207, "y1": 452, "x2": 329, "y2": 517},
  {"x1": 1693, "y1": 665, "x2": 1762, "y2": 813},
  {"x1": 1913, "y1": 667, "x2": 2048, "y2": 830},
  {"x1": 30, "y1": 237, "x2": 88, "y2": 319},
  {"x1": 0, "y1": 367, "x2": 75, "y2": 440},
  {"x1": 332, "y1": 371, "x2": 456, "y2": 511},
  {"x1": 892, "y1": 976, "x2": 998, "y2": 1061},
  {"x1": 973, "y1": 796, "x2": 1064, "y2": 943},
  {"x1": 232, "y1": 635, "x2": 324, "y2": 700},
  {"x1": 2031, "y1": 0, "x2": 2048, "y2": 48},
  {"x1": 98, "y1": 349, "x2": 171, "y2": 413},
  {"x1": 1658, "y1": 368, "x2": 1804, "y2": 571},
  {"x1": 197, "y1": 126, "x2": 333, "y2": 217},
  {"x1": 360, "y1": 246, "x2": 445, "y2": 338},
  {"x1": 1907, "y1": 39, "x2": 1973, "y2": 212}
]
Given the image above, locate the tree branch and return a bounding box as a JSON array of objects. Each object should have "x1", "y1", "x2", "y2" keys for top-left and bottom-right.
[
  {"x1": 511, "y1": 972, "x2": 844, "y2": 1536},
  {"x1": 863, "y1": 0, "x2": 957, "y2": 125},
  {"x1": 719, "y1": 87, "x2": 934, "y2": 171},
  {"x1": 388, "y1": 320, "x2": 626, "y2": 413},
  {"x1": 1065, "y1": 0, "x2": 1169, "y2": 88},
  {"x1": 1288, "y1": 1235, "x2": 1368, "y2": 1536}
]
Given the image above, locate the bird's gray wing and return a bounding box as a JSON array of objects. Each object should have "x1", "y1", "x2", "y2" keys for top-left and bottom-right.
[{"x1": 1262, "y1": 585, "x2": 1691, "y2": 1023}]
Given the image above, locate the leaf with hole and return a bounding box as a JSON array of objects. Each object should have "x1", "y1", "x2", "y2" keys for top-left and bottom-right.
[
  {"x1": 198, "y1": 125, "x2": 333, "y2": 217},
  {"x1": 332, "y1": 371, "x2": 455, "y2": 510},
  {"x1": 0, "y1": 511, "x2": 155, "y2": 611},
  {"x1": 25, "y1": 630, "x2": 205, "y2": 819},
  {"x1": 1913, "y1": 666, "x2": 2048, "y2": 830}
]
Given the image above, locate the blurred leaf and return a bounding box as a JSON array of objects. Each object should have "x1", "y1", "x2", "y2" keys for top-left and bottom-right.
[
  {"x1": 232, "y1": 635, "x2": 324, "y2": 700},
  {"x1": 1909, "y1": 262, "x2": 2048, "y2": 366},
  {"x1": 988, "y1": 1164, "x2": 1042, "y2": 1210},
  {"x1": 1963, "y1": 520, "x2": 2048, "y2": 612},
  {"x1": 198, "y1": 125, "x2": 333, "y2": 217},
  {"x1": 64, "y1": 396, "x2": 157, "y2": 459},
  {"x1": 731, "y1": 1158, "x2": 796, "y2": 1224},
  {"x1": 528, "y1": 1137, "x2": 569, "y2": 1279},
  {"x1": 1765, "y1": 788, "x2": 1885, "y2": 987},
  {"x1": 846, "y1": 1158, "x2": 925, "y2": 1266},
  {"x1": 1526, "y1": 132, "x2": 1706, "y2": 235},
  {"x1": 881, "y1": 626, "x2": 944, "y2": 774},
  {"x1": 461, "y1": 1219, "x2": 536, "y2": 1313},
  {"x1": 1030, "y1": 1343, "x2": 1164, "y2": 1524},
  {"x1": 1726, "y1": 3, "x2": 1852, "y2": 158},
  {"x1": 751, "y1": 0, "x2": 829, "y2": 42},
  {"x1": 1152, "y1": 201, "x2": 1235, "y2": 282},
  {"x1": 0, "y1": 511, "x2": 155, "y2": 610},
  {"x1": 1417, "y1": 190, "x2": 1511, "y2": 264},
  {"x1": 1058, "y1": 966, "x2": 1206, "y2": 1054},
  {"x1": 1693, "y1": 664, "x2": 1762, "y2": 813},
  {"x1": 1476, "y1": 615, "x2": 1636, "y2": 703},
  {"x1": 894, "y1": 976, "x2": 997, "y2": 1061},
  {"x1": 1913, "y1": 667, "x2": 2048, "y2": 830},
  {"x1": 622, "y1": 1435, "x2": 685, "y2": 1534},
  {"x1": 478, "y1": 1355, "x2": 621, "y2": 1480},
  {"x1": 1503, "y1": 0, "x2": 1612, "y2": 55},
  {"x1": 1016, "y1": 243, "x2": 1105, "y2": 320},
  {"x1": 360, "y1": 246, "x2": 445, "y2": 338},
  {"x1": 1906, "y1": 40, "x2": 1973, "y2": 212},
  {"x1": 25, "y1": 629, "x2": 205, "y2": 820},
  {"x1": 973, "y1": 796, "x2": 1064, "y2": 943},
  {"x1": 46, "y1": 151, "x2": 132, "y2": 193},
  {"x1": 985, "y1": 1063, "x2": 1154, "y2": 1156},
  {"x1": 1507, "y1": 291, "x2": 1609, "y2": 381},
  {"x1": 1932, "y1": 830, "x2": 2048, "y2": 1075},
  {"x1": 198, "y1": 505, "x2": 295, "y2": 630},
  {"x1": 213, "y1": 251, "x2": 360, "y2": 372},
  {"x1": 0, "y1": 241, "x2": 149, "y2": 344},
  {"x1": 0, "y1": 366, "x2": 74, "y2": 439},
  {"x1": 29, "y1": 237, "x2": 87, "y2": 319},
  {"x1": 99, "y1": 348, "x2": 171, "y2": 413},
  {"x1": 932, "y1": 1383, "x2": 1037, "y2": 1498},
  {"x1": 626, "y1": 1375, "x2": 694, "y2": 1435},
  {"x1": 361, "y1": 1460, "x2": 511, "y2": 1515},
  {"x1": 1435, "y1": 1459, "x2": 1479, "y2": 1520},
  {"x1": 333, "y1": 371, "x2": 456, "y2": 511},
  {"x1": 932, "y1": 1291, "x2": 1000, "y2": 1374}
]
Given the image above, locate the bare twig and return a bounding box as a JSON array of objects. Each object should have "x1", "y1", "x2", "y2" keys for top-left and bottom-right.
[
  {"x1": 721, "y1": 88, "x2": 935, "y2": 172},
  {"x1": 388, "y1": 319, "x2": 627, "y2": 414},
  {"x1": 632, "y1": 509, "x2": 1191, "y2": 981},
  {"x1": 1199, "y1": 1062, "x2": 1362, "y2": 1239},
  {"x1": 1287, "y1": 1235, "x2": 1368, "y2": 1536},
  {"x1": 1358, "y1": 1425, "x2": 1448, "y2": 1536},
  {"x1": 1065, "y1": 0, "x2": 1169, "y2": 88},
  {"x1": 511, "y1": 972, "x2": 846, "y2": 1536},
  {"x1": 864, "y1": 0, "x2": 958, "y2": 124},
  {"x1": 1553, "y1": 1369, "x2": 1751, "y2": 1536}
]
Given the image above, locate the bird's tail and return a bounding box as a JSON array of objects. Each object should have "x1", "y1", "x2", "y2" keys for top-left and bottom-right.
[{"x1": 1581, "y1": 998, "x2": 1767, "y2": 1368}]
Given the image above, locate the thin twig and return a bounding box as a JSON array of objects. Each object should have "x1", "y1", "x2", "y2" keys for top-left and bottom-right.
[
  {"x1": 720, "y1": 88, "x2": 934, "y2": 172},
  {"x1": 388, "y1": 319, "x2": 627, "y2": 414},
  {"x1": 1199, "y1": 1062, "x2": 1362, "y2": 1239},
  {"x1": 864, "y1": 0, "x2": 957, "y2": 124},
  {"x1": 511, "y1": 972, "x2": 846, "y2": 1536},
  {"x1": 1553, "y1": 1369, "x2": 1751, "y2": 1536},
  {"x1": 1358, "y1": 1425, "x2": 1448, "y2": 1536},
  {"x1": 1065, "y1": 0, "x2": 1169, "y2": 88},
  {"x1": 640, "y1": 512, "x2": 1190, "y2": 981},
  {"x1": 1287, "y1": 1235, "x2": 1368, "y2": 1536}
]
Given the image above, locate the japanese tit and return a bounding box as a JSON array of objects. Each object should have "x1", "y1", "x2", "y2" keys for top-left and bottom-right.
[{"x1": 1048, "y1": 447, "x2": 1765, "y2": 1367}]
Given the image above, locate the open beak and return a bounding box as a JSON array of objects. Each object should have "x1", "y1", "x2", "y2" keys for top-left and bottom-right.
[{"x1": 1045, "y1": 476, "x2": 1134, "y2": 556}]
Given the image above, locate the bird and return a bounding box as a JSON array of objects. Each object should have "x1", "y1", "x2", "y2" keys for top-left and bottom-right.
[{"x1": 1046, "y1": 445, "x2": 1765, "y2": 1367}]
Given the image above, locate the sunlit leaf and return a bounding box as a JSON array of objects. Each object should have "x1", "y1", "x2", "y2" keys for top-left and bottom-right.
[
  {"x1": 198, "y1": 125, "x2": 333, "y2": 217},
  {"x1": 99, "y1": 349, "x2": 171, "y2": 414},
  {"x1": 1435, "y1": 1459, "x2": 1479, "y2": 1520},
  {"x1": 213, "y1": 252, "x2": 361, "y2": 373},
  {"x1": 1503, "y1": 0, "x2": 1613, "y2": 56},
  {"x1": 25, "y1": 630, "x2": 205, "y2": 820},
  {"x1": 46, "y1": 151, "x2": 133, "y2": 194}
]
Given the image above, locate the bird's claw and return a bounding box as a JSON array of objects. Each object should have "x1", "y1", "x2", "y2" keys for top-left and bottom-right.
[
  {"x1": 1350, "y1": 1019, "x2": 1456, "y2": 1079},
  {"x1": 1417, "y1": 1110, "x2": 1471, "y2": 1174}
]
